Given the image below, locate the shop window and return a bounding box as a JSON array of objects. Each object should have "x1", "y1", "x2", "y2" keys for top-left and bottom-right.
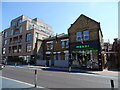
[
  {"x1": 84, "y1": 31, "x2": 89, "y2": 40},
  {"x1": 26, "y1": 43, "x2": 32, "y2": 52},
  {"x1": 76, "y1": 32, "x2": 82, "y2": 41}
]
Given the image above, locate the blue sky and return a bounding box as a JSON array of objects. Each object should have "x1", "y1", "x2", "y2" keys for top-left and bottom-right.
[{"x1": 1, "y1": 2, "x2": 118, "y2": 43}]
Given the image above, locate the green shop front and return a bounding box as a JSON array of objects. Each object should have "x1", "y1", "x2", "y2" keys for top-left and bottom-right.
[{"x1": 69, "y1": 40, "x2": 102, "y2": 70}]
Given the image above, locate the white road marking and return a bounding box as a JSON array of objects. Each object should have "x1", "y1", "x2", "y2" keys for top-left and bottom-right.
[
  {"x1": 0, "y1": 76, "x2": 44, "y2": 88},
  {"x1": 7, "y1": 66, "x2": 42, "y2": 70},
  {"x1": 6, "y1": 66, "x2": 118, "y2": 80},
  {"x1": 70, "y1": 72, "x2": 118, "y2": 80}
]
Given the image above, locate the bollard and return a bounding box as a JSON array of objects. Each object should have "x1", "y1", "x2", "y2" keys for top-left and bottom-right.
[
  {"x1": 35, "y1": 70, "x2": 37, "y2": 88},
  {"x1": 110, "y1": 79, "x2": 114, "y2": 88},
  {"x1": 15, "y1": 63, "x2": 17, "y2": 67},
  {"x1": 69, "y1": 66, "x2": 71, "y2": 72},
  {"x1": 45, "y1": 65, "x2": 46, "y2": 69}
]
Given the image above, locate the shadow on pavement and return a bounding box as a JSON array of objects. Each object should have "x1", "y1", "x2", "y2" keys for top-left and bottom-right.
[{"x1": 2, "y1": 88, "x2": 48, "y2": 90}]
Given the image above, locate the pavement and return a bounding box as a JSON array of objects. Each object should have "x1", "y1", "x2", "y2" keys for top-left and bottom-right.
[
  {"x1": 3, "y1": 66, "x2": 119, "y2": 88},
  {"x1": 0, "y1": 75, "x2": 48, "y2": 89},
  {"x1": 1, "y1": 76, "x2": 33, "y2": 88},
  {"x1": 16, "y1": 65, "x2": 119, "y2": 77}
]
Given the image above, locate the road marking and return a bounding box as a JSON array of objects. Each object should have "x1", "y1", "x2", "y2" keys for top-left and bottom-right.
[
  {"x1": 70, "y1": 72, "x2": 118, "y2": 80},
  {"x1": 6, "y1": 66, "x2": 118, "y2": 80},
  {"x1": 0, "y1": 76, "x2": 44, "y2": 88},
  {"x1": 7, "y1": 66, "x2": 42, "y2": 70}
]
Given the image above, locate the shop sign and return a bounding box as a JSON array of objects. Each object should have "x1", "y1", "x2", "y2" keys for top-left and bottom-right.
[{"x1": 76, "y1": 45, "x2": 90, "y2": 49}]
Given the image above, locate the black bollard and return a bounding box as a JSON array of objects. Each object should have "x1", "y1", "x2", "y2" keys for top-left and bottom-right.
[
  {"x1": 111, "y1": 79, "x2": 114, "y2": 88},
  {"x1": 35, "y1": 70, "x2": 37, "y2": 88}
]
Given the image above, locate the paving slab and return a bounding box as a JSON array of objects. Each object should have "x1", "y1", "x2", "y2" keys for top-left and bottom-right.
[{"x1": 0, "y1": 76, "x2": 46, "y2": 90}]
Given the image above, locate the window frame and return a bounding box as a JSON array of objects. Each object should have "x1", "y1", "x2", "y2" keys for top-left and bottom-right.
[
  {"x1": 26, "y1": 43, "x2": 32, "y2": 52},
  {"x1": 61, "y1": 41, "x2": 65, "y2": 48},
  {"x1": 46, "y1": 41, "x2": 53, "y2": 50},
  {"x1": 19, "y1": 26, "x2": 22, "y2": 33},
  {"x1": 83, "y1": 30, "x2": 89, "y2": 40},
  {"x1": 4, "y1": 40, "x2": 7, "y2": 45},
  {"x1": 2, "y1": 48, "x2": 6, "y2": 54},
  {"x1": 26, "y1": 33, "x2": 32, "y2": 42},
  {"x1": 4, "y1": 32, "x2": 8, "y2": 38},
  {"x1": 76, "y1": 32, "x2": 82, "y2": 41}
]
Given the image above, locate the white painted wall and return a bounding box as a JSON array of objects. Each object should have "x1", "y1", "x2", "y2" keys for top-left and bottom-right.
[
  {"x1": 36, "y1": 59, "x2": 69, "y2": 67},
  {"x1": 36, "y1": 60, "x2": 46, "y2": 66},
  {"x1": 54, "y1": 60, "x2": 69, "y2": 67}
]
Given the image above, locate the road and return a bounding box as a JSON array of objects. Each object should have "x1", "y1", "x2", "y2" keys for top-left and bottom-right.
[{"x1": 2, "y1": 66, "x2": 118, "y2": 88}]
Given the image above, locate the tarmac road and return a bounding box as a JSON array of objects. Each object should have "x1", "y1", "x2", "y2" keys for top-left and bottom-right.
[{"x1": 2, "y1": 66, "x2": 118, "y2": 88}]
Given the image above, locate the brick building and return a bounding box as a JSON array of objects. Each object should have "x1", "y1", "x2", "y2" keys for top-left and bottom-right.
[
  {"x1": 110, "y1": 38, "x2": 120, "y2": 69},
  {"x1": 43, "y1": 33, "x2": 69, "y2": 67},
  {"x1": 2, "y1": 14, "x2": 105, "y2": 70},
  {"x1": 38, "y1": 14, "x2": 104, "y2": 70},
  {"x1": 68, "y1": 14, "x2": 104, "y2": 70},
  {"x1": 2, "y1": 15, "x2": 54, "y2": 63}
]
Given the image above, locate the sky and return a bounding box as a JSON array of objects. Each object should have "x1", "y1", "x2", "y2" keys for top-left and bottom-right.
[{"x1": 1, "y1": 1, "x2": 118, "y2": 43}]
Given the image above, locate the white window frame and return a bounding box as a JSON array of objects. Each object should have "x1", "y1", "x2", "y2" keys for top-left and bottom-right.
[
  {"x1": 83, "y1": 30, "x2": 89, "y2": 40},
  {"x1": 66, "y1": 40, "x2": 69, "y2": 48},
  {"x1": 47, "y1": 41, "x2": 53, "y2": 50},
  {"x1": 61, "y1": 41, "x2": 65, "y2": 48},
  {"x1": 61, "y1": 39, "x2": 69, "y2": 48},
  {"x1": 76, "y1": 32, "x2": 82, "y2": 41}
]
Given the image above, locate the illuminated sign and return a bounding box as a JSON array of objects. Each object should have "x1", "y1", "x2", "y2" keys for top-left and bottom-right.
[{"x1": 76, "y1": 45, "x2": 90, "y2": 48}]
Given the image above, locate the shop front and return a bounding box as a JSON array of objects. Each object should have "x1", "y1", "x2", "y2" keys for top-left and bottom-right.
[{"x1": 69, "y1": 40, "x2": 102, "y2": 70}]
